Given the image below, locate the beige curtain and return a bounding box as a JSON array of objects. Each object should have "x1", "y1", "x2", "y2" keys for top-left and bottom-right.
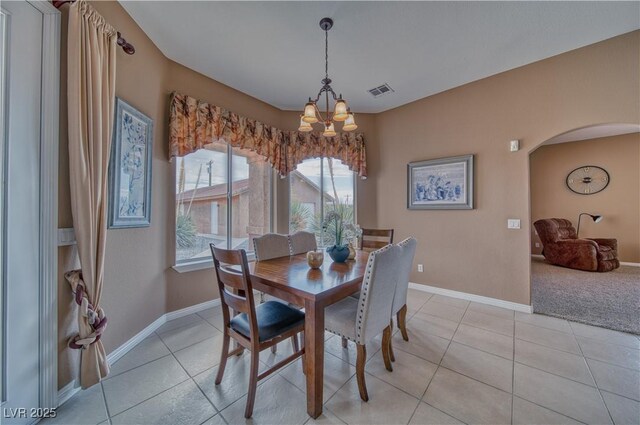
[{"x1": 67, "y1": 0, "x2": 116, "y2": 389}]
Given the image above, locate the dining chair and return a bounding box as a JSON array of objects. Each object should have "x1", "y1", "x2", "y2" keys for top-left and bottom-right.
[
  {"x1": 210, "y1": 245, "x2": 305, "y2": 418},
  {"x1": 324, "y1": 244, "x2": 400, "y2": 401},
  {"x1": 253, "y1": 233, "x2": 291, "y2": 260},
  {"x1": 253, "y1": 233, "x2": 301, "y2": 353},
  {"x1": 288, "y1": 230, "x2": 317, "y2": 255},
  {"x1": 388, "y1": 237, "x2": 417, "y2": 362},
  {"x1": 360, "y1": 228, "x2": 394, "y2": 250},
  {"x1": 341, "y1": 227, "x2": 395, "y2": 348}
]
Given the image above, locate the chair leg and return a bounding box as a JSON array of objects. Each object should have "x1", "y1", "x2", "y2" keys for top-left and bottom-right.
[
  {"x1": 215, "y1": 332, "x2": 230, "y2": 385},
  {"x1": 244, "y1": 348, "x2": 260, "y2": 418},
  {"x1": 382, "y1": 326, "x2": 393, "y2": 372},
  {"x1": 271, "y1": 344, "x2": 277, "y2": 354},
  {"x1": 388, "y1": 320, "x2": 395, "y2": 362},
  {"x1": 398, "y1": 304, "x2": 409, "y2": 341},
  {"x1": 356, "y1": 344, "x2": 369, "y2": 402},
  {"x1": 341, "y1": 337, "x2": 348, "y2": 348},
  {"x1": 291, "y1": 334, "x2": 300, "y2": 352}
]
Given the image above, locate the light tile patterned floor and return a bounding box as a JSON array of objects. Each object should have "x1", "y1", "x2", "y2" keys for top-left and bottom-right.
[{"x1": 44, "y1": 289, "x2": 640, "y2": 425}]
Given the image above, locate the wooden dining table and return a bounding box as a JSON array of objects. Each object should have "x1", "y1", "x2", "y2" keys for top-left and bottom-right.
[{"x1": 248, "y1": 249, "x2": 370, "y2": 419}]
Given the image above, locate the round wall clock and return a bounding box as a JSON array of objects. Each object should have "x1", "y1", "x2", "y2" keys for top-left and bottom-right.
[{"x1": 566, "y1": 165, "x2": 610, "y2": 195}]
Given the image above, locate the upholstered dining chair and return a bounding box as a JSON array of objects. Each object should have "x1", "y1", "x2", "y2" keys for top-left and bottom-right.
[
  {"x1": 341, "y1": 227, "x2": 395, "y2": 348},
  {"x1": 360, "y1": 228, "x2": 394, "y2": 250},
  {"x1": 253, "y1": 233, "x2": 291, "y2": 261},
  {"x1": 288, "y1": 230, "x2": 318, "y2": 255},
  {"x1": 388, "y1": 237, "x2": 417, "y2": 362},
  {"x1": 210, "y1": 245, "x2": 305, "y2": 418},
  {"x1": 324, "y1": 244, "x2": 400, "y2": 401}
]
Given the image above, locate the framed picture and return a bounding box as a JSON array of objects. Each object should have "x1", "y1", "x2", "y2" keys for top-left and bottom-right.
[
  {"x1": 407, "y1": 154, "x2": 474, "y2": 210},
  {"x1": 108, "y1": 98, "x2": 154, "y2": 228}
]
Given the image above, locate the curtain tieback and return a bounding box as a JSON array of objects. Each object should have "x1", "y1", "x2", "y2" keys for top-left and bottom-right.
[{"x1": 65, "y1": 270, "x2": 108, "y2": 350}]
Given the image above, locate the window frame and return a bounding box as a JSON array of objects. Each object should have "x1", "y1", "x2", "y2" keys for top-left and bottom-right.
[{"x1": 173, "y1": 143, "x2": 273, "y2": 272}]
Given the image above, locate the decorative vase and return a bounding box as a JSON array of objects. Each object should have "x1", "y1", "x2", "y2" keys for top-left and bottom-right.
[
  {"x1": 347, "y1": 242, "x2": 356, "y2": 260},
  {"x1": 306, "y1": 250, "x2": 324, "y2": 269},
  {"x1": 326, "y1": 244, "x2": 350, "y2": 263}
]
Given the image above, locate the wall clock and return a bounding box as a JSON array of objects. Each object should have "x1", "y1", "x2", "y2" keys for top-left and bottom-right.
[{"x1": 566, "y1": 165, "x2": 610, "y2": 195}]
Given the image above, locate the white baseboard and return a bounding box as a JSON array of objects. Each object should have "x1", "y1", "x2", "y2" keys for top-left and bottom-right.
[
  {"x1": 164, "y1": 298, "x2": 220, "y2": 322},
  {"x1": 409, "y1": 282, "x2": 533, "y2": 313},
  {"x1": 58, "y1": 298, "x2": 221, "y2": 406},
  {"x1": 534, "y1": 254, "x2": 640, "y2": 267},
  {"x1": 106, "y1": 314, "x2": 167, "y2": 365},
  {"x1": 57, "y1": 381, "x2": 81, "y2": 407}
]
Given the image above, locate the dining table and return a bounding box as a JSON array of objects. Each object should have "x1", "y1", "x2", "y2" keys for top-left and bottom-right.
[{"x1": 248, "y1": 249, "x2": 370, "y2": 419}]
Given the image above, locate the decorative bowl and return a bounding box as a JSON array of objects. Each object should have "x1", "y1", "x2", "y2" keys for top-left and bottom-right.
[{"x1": 307, "y1": 250, "x2": 324, "y2": 269}]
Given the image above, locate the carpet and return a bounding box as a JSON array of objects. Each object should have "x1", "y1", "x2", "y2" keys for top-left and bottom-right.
[{"x1": 531, "y1": 257, "x2": 640, "y2": 335}]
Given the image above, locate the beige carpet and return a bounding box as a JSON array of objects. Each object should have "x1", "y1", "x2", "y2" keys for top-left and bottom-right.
[{"x1": 531, "y1": 257, "x2": 640, "y2": 335}]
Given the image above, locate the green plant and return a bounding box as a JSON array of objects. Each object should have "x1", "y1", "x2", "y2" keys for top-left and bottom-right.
[
  {"x1": 176, "y1": 214, "x2": 197, "y2": 248},
  {"x1": 289, "y1": 200, "x2": 312, "y2": 232}
]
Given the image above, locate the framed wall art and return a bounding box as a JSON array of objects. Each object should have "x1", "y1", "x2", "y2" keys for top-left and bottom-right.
[
  {"x1": 108, "y1": 97, "x2": 154, "y2": 228},
  {"x1": 407, "y1": 154, "x2": 474, "y2": 210}
]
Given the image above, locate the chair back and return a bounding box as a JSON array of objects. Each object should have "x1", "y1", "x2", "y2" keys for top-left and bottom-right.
[
  {"x1": 392, "y1": 237, "x2": 417, "y2": 315},
  {"x1": 253, "y1": 233, "x2": 290, "y2": 261},
  {"x1": 534, "y1": 218, "x2": 577, "y2": 246},
  {"x1": 210, "y1": 245, "x2": 258, "y2": 340},
  {"x1": 288, "y1": 231, "x2": 317, "y2": 255},
  {"x1": 355, "y1": 244, "x2": 401, "y2": 344},
  {"x1": 360, "y1": 228, "x2": 394, "y2": 250}
]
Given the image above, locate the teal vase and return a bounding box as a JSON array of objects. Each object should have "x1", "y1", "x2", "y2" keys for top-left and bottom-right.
[{"x1": 326, "y1": 244, "x2": 350, "y2": 263}]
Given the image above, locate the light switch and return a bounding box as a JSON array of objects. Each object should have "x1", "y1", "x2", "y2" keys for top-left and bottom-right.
[
  {"x1": 510, "y1": 140, "x2": 520, "y2": 152},
  {"x1": 507, "y1": 219, "x2": 521, "y2": 229},
  {"x1": 58, "y1": 228, "x2": 76, "y2": 246}
]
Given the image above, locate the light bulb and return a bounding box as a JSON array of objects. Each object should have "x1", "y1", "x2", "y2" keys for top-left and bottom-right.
[
  {"x1": 333, "y1": 99, "x2": 348, "y2": 121},
  {"x1": 302, "y1": 102, "x2": 318, "y2": 123},
  {"x1": 342, "y1": 112, "x2": 358, "y2": 131},
  {"x1": 323, "y1": 122, "x2": 337, "y2": 137},
  {"x1": 298, "y1": 116, "x2": 313, "y2": 132}
]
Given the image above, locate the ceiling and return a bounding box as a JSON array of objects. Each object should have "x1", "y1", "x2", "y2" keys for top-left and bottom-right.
[{"x1": 119, "y1": 1, "x2": 640, "y2": 113}]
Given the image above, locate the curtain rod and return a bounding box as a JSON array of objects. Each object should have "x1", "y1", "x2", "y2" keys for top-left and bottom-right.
[{"x1": 52, "y1": 0, "x2": 135, "y2": 55}]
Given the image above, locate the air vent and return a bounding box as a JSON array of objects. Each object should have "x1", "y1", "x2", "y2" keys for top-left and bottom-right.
[{"x1": 368, "y1": 83, "x2": 394, "y2": 98}]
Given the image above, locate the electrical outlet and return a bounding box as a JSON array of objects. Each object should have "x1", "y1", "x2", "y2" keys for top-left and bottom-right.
[
  {"x1": 417, "y1": 264, "x2": 424, "y2": 273},
  {"x1": 507, "y1": 219, "x2": 521, "y2": 229},
  {"x1": 535, "y1": 242, "x2": 540, "y2": 248}
]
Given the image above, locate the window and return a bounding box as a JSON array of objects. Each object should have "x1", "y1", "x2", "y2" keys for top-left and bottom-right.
[
  {"x1": 175, "y1": 141, "x2": 271, "y2": 264},
  {"x1": 289, "y1": 157, "x2": 355, "y2": 245}
]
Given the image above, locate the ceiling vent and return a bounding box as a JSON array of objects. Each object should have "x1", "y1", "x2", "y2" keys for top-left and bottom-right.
[{"x1": 367, "y1": 83, "x2": 394, "y2": 98}]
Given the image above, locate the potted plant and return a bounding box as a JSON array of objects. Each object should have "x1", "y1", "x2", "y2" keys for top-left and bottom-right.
[{"x1": 322, "y1": 209, "x2": 351, "y2": 263}]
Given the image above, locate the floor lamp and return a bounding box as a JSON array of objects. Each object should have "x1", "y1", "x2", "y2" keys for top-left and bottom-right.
[{"x1": 577, "y1": 213, "x2": 602, "y2": 237}]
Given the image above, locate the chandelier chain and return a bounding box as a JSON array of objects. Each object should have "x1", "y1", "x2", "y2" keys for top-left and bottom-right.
[{"x1": 325, "y1": 28, "x2": 329, "y2": 81}]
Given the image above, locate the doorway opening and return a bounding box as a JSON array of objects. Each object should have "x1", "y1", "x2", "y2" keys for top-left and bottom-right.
[{"x1": 528, "y1": 124, "x2": 639, "y2": 334}]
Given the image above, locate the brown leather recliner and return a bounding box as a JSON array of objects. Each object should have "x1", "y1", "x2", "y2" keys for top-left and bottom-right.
[{"x1": 533, "y1": 218, "x2": 620, "y2": 272}]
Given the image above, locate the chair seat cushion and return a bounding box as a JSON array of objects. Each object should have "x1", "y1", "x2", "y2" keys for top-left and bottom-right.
[
  {"x1": 324, "y1": 296, "x2": 359, "y2": 341},
  {"x1": 230, "y1": 301, "x2": 304, "y2": 342}
]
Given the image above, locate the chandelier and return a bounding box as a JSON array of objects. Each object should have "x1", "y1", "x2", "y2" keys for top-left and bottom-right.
[{"x1": 298, "y1": 18, "x2": 357, "y2": 136}]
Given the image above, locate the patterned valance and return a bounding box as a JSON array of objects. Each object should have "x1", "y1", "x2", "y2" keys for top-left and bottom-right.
[{"x1": 169, "y1": 92, "x2": 367, "y2": 178}]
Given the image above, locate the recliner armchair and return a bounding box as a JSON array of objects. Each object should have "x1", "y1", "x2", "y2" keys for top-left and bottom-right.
[{"x1": 533, "y1": 218, "x2": 619, "y2": 272}]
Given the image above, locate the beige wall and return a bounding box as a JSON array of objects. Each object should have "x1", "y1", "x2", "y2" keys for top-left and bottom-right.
[
  {"x1": 530, "y1": 133, "x2": 640, "y2": 262},
  {"x1": 56, "y1": 0, "x2": 639, "y2": 388},
  {"x1": 370, "y1": 31, "x2": 639, "y2": 305}
]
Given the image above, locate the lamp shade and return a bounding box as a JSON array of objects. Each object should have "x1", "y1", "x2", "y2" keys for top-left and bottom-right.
[
  {"x1": 333, "y1": 99, "x2": 348, "y2": 121},
  {"x1": 593, "y1": 214, "x2": 603, "y2": 223},
  {"x1": 298, "y1": 116, "x2": 313, "y2": 132},
  {"x1": 303, "y1": 102, "x2": 318, "y2": 123},
  {"x1": 342, "y1": 112, "x2": 358, "y2": 131},
  {"x1": 323, "y1": 122, "x2": 337, "y2": 137}
]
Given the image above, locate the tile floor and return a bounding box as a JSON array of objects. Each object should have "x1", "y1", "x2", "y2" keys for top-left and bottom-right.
[{"x1": 44, "y1": 289, "x2": 640, "y2": 425}]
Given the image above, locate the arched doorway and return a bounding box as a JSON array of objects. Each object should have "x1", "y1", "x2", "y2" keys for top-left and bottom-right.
[{"x1": 528, "y1": 123, "x2": 639, "y2": 334}]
